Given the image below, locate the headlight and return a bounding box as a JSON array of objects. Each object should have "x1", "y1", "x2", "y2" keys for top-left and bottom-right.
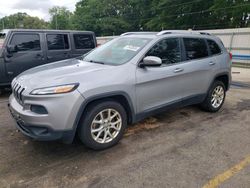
[{"x1": 30, "y1": 83, "x2": 79, "y2": 95}]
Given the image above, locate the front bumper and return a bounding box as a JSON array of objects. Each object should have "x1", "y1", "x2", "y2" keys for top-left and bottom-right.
[{"x1": 8, "y1": 90, "x2": 84, "y2": 143}]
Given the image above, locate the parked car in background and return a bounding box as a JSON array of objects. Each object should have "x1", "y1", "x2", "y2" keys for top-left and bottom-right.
[
  {"x1": 9, "y1": 30, "x2": 231, "y2": 150},
  {"x1": 0, "y1": 29, "x2": 97, "y2": 91}
]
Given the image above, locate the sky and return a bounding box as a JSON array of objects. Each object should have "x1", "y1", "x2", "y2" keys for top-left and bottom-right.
[{"x1": 0, "y1": 0, "x2": 79, "y2": 21}]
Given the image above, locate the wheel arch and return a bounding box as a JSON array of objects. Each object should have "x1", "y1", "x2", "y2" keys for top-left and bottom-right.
[
  {"x1": 214, "y1": 73, "x2": 230, "y2": 91},
  {"x1": 71, "y1": 91, "x2": 136, "y2": 141},
  {"x1": 208, "y1": 72, "x2": 230, "y2": 92}
]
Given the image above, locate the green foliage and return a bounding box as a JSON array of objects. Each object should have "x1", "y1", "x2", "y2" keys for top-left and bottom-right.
[
  {"x1": 49, "y1": 6, "x2": 73, "y2": 30},
  {"x1": 0, "y1": 1, "x2": 250, "y2": 35},
  {"x1": 73, "y1": 0, "x2": 250, "y2": 35},
  {"x1": 0, "y1": 13, "x2": 48, "y2": 29},
  {"x1": 210, "y1": 0, "x2": 250, "y2": 28}
]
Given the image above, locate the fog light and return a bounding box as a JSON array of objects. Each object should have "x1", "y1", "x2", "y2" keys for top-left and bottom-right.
[{"x1": 30, "y1": 105, "x2": 48, "y2": 114}]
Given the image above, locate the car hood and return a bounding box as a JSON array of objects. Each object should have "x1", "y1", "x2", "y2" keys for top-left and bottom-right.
[{"x1": 16, "y1": 58, "x2": 114, "y2": 89}]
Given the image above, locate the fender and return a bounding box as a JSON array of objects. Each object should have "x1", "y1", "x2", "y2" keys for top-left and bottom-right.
[
  {"x1": 67, "y1": 91, "x2": 136, "y2": 143},
  {"x1": 207, "y1": 72, "x2": 231, "y2": 94}
]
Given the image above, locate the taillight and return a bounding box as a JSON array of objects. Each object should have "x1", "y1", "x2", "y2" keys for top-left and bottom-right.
[{"x1": 229, "y1": 52, "x2": 233, "y2": 60}]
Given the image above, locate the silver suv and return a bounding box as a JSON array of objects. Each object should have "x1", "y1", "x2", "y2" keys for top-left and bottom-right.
[{"x1": 9, "y1": 30, "x2": 232, "y2": 150}]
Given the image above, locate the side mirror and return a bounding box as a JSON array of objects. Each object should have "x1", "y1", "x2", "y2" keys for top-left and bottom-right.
[
  {"x1": 139, "y1": 56, "x2": 162, "y2": 68},
  {"x1": 7, "y1": 45, "x2": 17, "y2": 54}
]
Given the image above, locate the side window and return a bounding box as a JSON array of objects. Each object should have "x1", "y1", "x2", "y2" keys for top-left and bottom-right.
[
  {"x1": 47, "y1": 34, "x2": 69, "y2": 50},
  {"x1": 146, "y1": 38, "x2": 181, "y2": 65},
  {"x1": 207, "y1": 39, "x2": 221, "y2": 55},
  {"x1": 183, "y1": 38, "x2": 208, "y2": 60},
  {"x1": 73, "y1": 34, "x2": 95, "y2": 49},
  {"x1": 10, "y1": 33, "x2": 41, "y2": 52}
]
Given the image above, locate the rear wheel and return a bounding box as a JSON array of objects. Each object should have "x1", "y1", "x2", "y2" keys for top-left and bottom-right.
[
  {"x1": 78, "y1": 100, "x2": 127, "y2": 150},
  {"x1": 200, "y1": 81, "x2": 226, "y2": 112}
]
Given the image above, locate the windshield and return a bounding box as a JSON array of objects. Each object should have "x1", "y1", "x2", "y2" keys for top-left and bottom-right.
[{"x1": 83, "y1": 37, "x2": 151, "y2": 65}]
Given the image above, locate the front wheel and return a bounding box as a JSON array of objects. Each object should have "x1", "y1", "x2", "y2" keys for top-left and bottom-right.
[
  {"x1": 200, "y1": 81, "x2": 226, "y2": 112},
  {"x1": 78, "y1": 100, "x2": 127, "y2": 150}
]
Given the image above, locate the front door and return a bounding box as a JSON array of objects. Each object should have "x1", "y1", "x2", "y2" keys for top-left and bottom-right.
[
  {"x1": 4, "y1": 32, "x2": 45, "y2": 81},
  {"x1": 136, "y1": 38, "x2": 186, "y2": 113}
]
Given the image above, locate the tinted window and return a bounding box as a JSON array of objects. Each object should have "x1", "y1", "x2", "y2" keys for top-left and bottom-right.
[
  {"x1": 74, "y1": 34, "x2": 95, "y2": 49},
  {"x1": 47, "y1": 34, "x2": 69, "y2": 50},
  {"x1": 146, "y1": 38, "x2": 181, "y2": 65},
  {"x1": 207, "y1": 39, "x2": 221, "y2": 55},
  {"x1": 10, "y1": 34, "x2": 41, "y2": 51},
  {"x1": 183, "y1": 38, "x2": 208, "y2": 60}
]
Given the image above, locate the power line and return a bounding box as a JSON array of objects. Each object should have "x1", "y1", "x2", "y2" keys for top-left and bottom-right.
[
  {"x1": 74, "y1": 3, "x2": 250, "y2": 22},
  {"x1": 129, "y1": 3, "x2": 250, "y2": 21},
  {"x1": 152, "y1": 0, "x2": 204, "y2": 11}
]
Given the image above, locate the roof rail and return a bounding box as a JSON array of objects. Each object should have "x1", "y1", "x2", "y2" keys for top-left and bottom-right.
[
  {"x1": 199, "y1": 32, "x2": 211, "y2": 35},
  {"x1": 157, "y1": 30, "x2": 211, "y2": 36},
  {"x1": 120, "y1": 32, "x2": 157, "y2": 36}
]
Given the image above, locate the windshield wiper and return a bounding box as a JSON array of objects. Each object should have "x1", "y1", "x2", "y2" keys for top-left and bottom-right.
[
  {"x1": 79, "y1": 57, "x2": 105, "y2": 65},
  {"x1": 89, "y1": 60, "x2": 104, "y2": 65}
]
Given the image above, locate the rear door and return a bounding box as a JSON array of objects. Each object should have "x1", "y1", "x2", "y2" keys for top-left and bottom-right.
[
  {"x1": 71, "y1": 33, "x2": 96, "y2": 58},
  {"x1": 4, "y1": 32, "x2": 45, "y2": 80},
  {"x1": 179, "y1": 37, "x2": 220, "y2": 101},
  {"x1": 45, "y1": 33, "x2": 72, "y2": 63}
]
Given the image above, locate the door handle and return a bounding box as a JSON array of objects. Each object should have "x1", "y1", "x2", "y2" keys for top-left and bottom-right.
[
  {"x1": 7, "y1": 72, "x2": 14, "y2": 75},
  {"x1": 64, "y1": 52, "x2": 70, "y2": 58},
  {"x1": 174, "y1": 68, "x2": 184, "y2": 73},
  {"x1": 47, "y1": 56, "x2": 53, "y2": 60},
  {"x1": 6, "y1": 53, "x2": 13, "y2": 58},
  {"x1": 209, "y1": 61, "x2": 216, "y2": 66},
  {"x1": 36, "y1": 53, "x2": 44, "y2": 60}
]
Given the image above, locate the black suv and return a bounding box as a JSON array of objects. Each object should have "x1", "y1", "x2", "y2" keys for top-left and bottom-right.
[{"x1": 0, "y1": 29, "x2": 97, "y2": 90}]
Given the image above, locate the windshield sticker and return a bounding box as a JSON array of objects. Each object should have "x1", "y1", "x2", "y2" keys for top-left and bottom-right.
[{"x1": 124, "y1": 45, "x2": 140, "y2": 51}]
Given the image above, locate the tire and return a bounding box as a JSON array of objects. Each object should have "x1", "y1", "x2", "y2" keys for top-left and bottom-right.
[
  {"x1": 78, "y1": 100, "x2": 127, "y2": 150},
  {"x1": 200, "y1": 80, "x2": 226, "y2": 112}
]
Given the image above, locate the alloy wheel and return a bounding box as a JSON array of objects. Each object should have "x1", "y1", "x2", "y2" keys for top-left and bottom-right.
[
  {"x1": 91, "y1": 108, "x2": 122, "y2": 144},
  {"x1": 211, "y1": 85, "x2": 225, "y2": 108}
]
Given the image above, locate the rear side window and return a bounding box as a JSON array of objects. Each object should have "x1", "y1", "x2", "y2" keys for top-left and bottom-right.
[
  {"x1": 73, "y1": 34, "x2": 95, "y2": 49},
  {"x1": 183, "y1": 38, "x2": 208, "y2": 60},
  {"x1": 207, "y1": 39, "x2": 221, "y2": 55},
  {"x1": 146, "y1": 38, "x2": 181, "y2": 65},
  {"x1": 10, "y1": 33, "x2": 41, "y2": 51},
  {"x1": 47, "y1": 34, "x2": 69, "y2": 50}
]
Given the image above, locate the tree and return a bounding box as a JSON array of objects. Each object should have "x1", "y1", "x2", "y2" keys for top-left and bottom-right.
[
  {"x1": 0, "y1": 13, "x2": 48, "y2": 29},
  {"x1": 1, "y1": 1, "x2": 249, "y2": 35},
  {"x1": 210, "y1": 0, "x2": 250, "y2": 28},
  {"x1": 49, "y1": 6, "x2": 73, "y2": 30},
  {"x1": 73, "y1": 0, "x2": 131, "y2": 36}
]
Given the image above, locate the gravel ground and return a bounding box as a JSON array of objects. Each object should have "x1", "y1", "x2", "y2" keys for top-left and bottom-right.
[
  {"x1": 0, "y1": 67, "x2": 249, "y2": 187},
  {"x1": 0, "y1": 84, "x2": 250, "y2": 187}
]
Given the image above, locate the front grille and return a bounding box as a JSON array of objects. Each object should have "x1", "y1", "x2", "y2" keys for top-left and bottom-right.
[{"x1": 12, "y1": 80, "x2": 26, "y2": 104}]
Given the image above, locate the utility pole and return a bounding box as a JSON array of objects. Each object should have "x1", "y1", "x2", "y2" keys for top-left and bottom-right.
[
  {"x1": 55, "y1": 10, "x2": 58, "y2": 30},
  {"x1": 2, "y1": 20, "x2": 4, "y2": 30}
]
